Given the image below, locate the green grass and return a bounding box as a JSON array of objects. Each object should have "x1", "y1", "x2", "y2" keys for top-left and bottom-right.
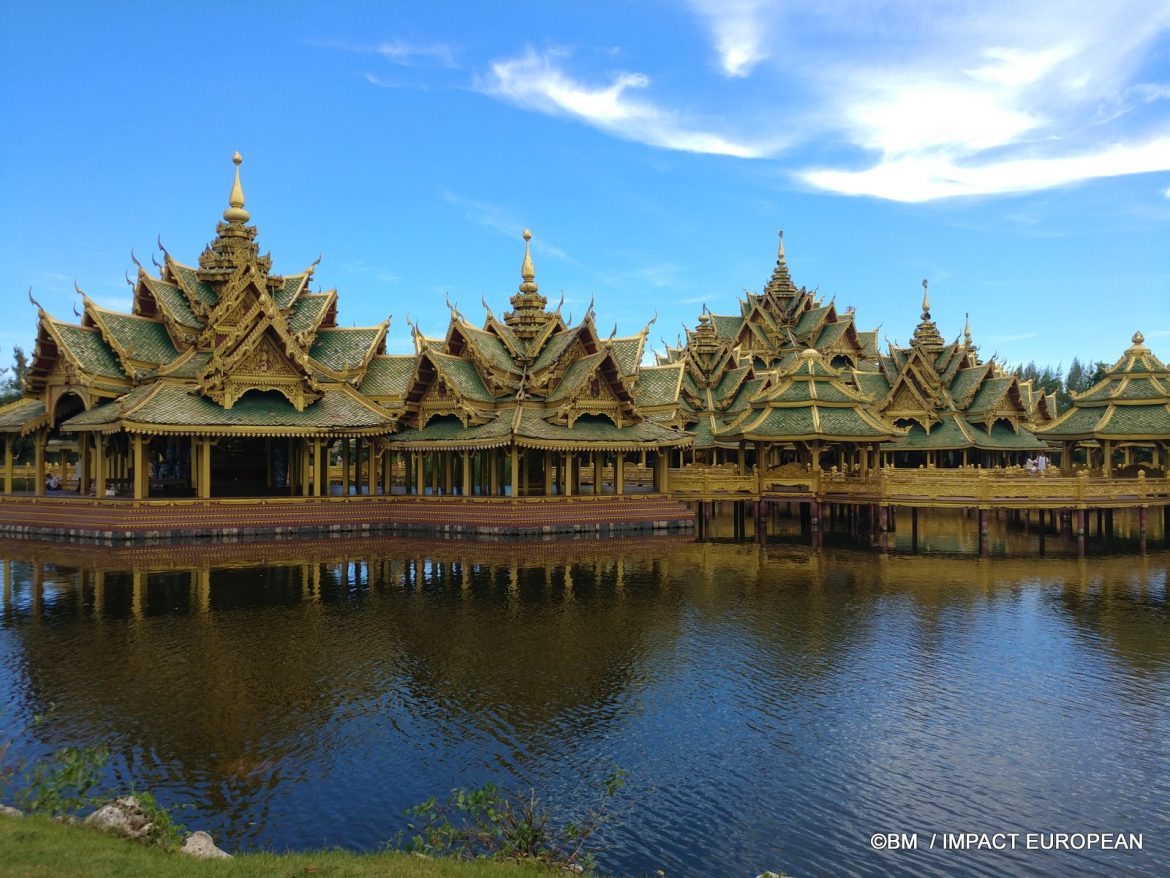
[{"x1": 0, "y1": 813, "x2": 564, "y2": 878}]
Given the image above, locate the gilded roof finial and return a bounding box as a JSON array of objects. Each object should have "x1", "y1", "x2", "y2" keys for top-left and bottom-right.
[
  {"x1": 223, "y1": 151, "x2": 250, "y2": 224},
  {"x1": 778, "y1": 228, "x2": 785, "y2": 259},
  {"x1": 519, "y1": 228, "x2": 538, "y2": 294},
  {"x1": 1128, "y1": 330, "x2": 1148, "y2": 352},
  {"x1": 964, "y1": 312, "x2": 972, "y2": 345},
  {"x1": 921, "y1": 278, "x2": 930, "y2": 317}
]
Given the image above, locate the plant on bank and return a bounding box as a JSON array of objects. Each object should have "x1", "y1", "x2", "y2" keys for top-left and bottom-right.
[
  {"x1": 399, "y1": 767, "x2": 627, "y2": 873},
  {"x1": 2, "y1": 709, "x2": 185, "y2": 849}
]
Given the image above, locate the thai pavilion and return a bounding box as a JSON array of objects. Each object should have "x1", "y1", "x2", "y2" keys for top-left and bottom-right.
[
  {"x1": 1038, "y1": 332, "x2": 1170, "y2": 475},
  {"x1": 855, "y1": 280, "x2": 1056, "y2": 468},
  {"x1": 0, "y1": 154, "x2": 691, "y2": 501}
]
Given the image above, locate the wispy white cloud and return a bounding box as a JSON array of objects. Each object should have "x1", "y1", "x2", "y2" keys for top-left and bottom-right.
[
  {"x1": 803, "y1": 137, "x2": 1170, "y2": 202},
  {"x1": 476, "y1": 46, "x2": 776, "y2": 158},
  {"x1": 438, "y1": 188, "x2": 574, "y2": 262},
  {"x1": 321, "y1": 37, "x2": 457, "y2": 68},
  {"x1": 687, "y1": 0, "x2": 770, "y2": 78},
  {"x1": 374, "y1": 39, "x2": 457, "y2": 68},
  {"x1": 682, "y1": 0, "x2": 1170, "y2": 200}
]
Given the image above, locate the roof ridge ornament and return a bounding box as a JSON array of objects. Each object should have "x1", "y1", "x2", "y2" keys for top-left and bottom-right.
[{"x1": 223, "y1": 152, "x2": 250, "y2": 224}]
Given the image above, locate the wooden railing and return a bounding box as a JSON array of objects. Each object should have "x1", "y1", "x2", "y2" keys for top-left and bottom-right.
[{"x1": 669, "y1": 464, "x2": 1170, "y2": 507}]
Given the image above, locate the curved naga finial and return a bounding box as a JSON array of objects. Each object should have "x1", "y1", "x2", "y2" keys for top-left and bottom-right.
[
  {"x1": 157, "y1": 235, "x2": 169, "y2": 258},
  {"x1": 151, "y1": 251, "x2": 162, "y2": 270},
  {"x1": 130, "y1": 247, "x2": 142, "y2": 269},
  {"x1": 585, "y1": 294, "x2": 595, "y2": 320},
  {"x1": 73, "y1": 302, "x2": 82, "y2": 318},
  {"x1": 310, "y1": 252, "x2": 322, "y2": 272},
  {"x1": 73, "y1": 277, "x2": 89, "y2": 300},
  {"x1": 609, "y1": 322, "x2": 618, "y2": 340},
  {"x1": 28, "y1": 287, "x2": 43, "y2": 311},
  {"x1": 125, "y1": 271, "x2": 134, "y2": 288}
]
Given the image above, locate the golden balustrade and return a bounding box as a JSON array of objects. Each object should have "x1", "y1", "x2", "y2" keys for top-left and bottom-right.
[{"x1": 669, "y1": 464, "x2": 1170, "y2": 510}]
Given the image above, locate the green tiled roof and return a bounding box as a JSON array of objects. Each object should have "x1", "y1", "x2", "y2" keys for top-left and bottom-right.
[
  {"x1": 792, "y1": 305, "x2": 830, "y2": 337},
  {"x1": 710, "y1": 314, "x2": 743, "y2": 340},
  {"x1": 855, "y1": 371, "x2": 891, "y2": 399},
  {"x1": 883, "y1": 415, "x2": 971, "y2": 451},
  {"x1": 965, "y1": 421, "x2": 1046, "y2": 450},
  {"x1": 947, "y1": 366, "x2": 987, "y2": 407},
  {"x1": 731, "y1": 406, "x2": 817, "y2": 438},
  {"x1": 143, "y1": 277, "x2": 201, "y2": 328},
  {"x1": 531, "y1": 326, "x2": 579, "y2": 372},
  {"x1": 609, "y1": 337, "x2": 643, "y2": 376},
  {"x1": 170, "y1": 263, "x2": 218, "y2": 308},
  {"x1": 275, "y1": 275, "x2": 305, "y2": 309},
  {"x1": 430, "y1": 353, "x2": 495, "y2": 402},
  {"x1": 1039, "y1": 405, "x2": 1105, "y2": 438},
  {"x1": 0, "y1": 398, "x2": 47, "y2": 433},
  {"x1": 814, "y1": 320, "x2": 849, "y2": 349},
  {"x1": 51, "y1": 322, "x2": 127, "y2": 380},
  {"x1": 687, "y1": 415, "x2": 718, "y2": 449},
  {"x1": 158, "y1": 351, "x2": 211, "y2": 379},
  {"x1": 98, "y1": 313, "x2": 180, "y2": 365},
  {"x1": 61, "y1": 385, "x2": 156, "y2": 428},
  {"x1": 358, "y1": 355, "x2": 417, "y2": 397},
  {"x1": 63, "y1": 384, "x2": 394, "y2": 433},
  {"x1": 287, "y1": 295, "x2": 332, "y2": 334},
  {"x1": 712, "y1": 366, "x2": 749, "y2": 402},
  {"x1": 309, "y1": 327, "x2": 381, "y2": 371},
  {"x1": 857, "y1": 330, "x2": 879, "y2": 359},
  {"x1": 547, "y1": 354, "x2": 604, "y2": 403},
  {"x1": 390, "y1": 413, "x2": 511, "y2": 446},
  {"x1": 461, "y1": 323, "x2": 523, "y2": 374},
  {"x1": 1101, "y1": 404, "x2": 1170, "y2": 436},
  {"x1": 816, "y1": 406, "x2": 895, "y2": 438},
  {"x1": 634, "y1": 364, "x2": 682, "y2": 407},
  {"x1": 965, "y1": 376, "x2": 1013, "y2": 414}
]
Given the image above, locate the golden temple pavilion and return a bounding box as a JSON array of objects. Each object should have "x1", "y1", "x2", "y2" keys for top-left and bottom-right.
[
  {"x1": 0, "y1": 152, "x2": 1166, "y2": 545},
  {"x1": 0, "y1": 154, "x2": 691, "y2": 505}
]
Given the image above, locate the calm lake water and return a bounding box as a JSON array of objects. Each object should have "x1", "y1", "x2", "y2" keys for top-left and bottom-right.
[{"x1": 1, "y1": 514, "x2": 1168, "y2": 878}]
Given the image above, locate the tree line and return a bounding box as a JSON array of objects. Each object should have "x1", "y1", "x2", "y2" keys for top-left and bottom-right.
[{"x1": 1010, "y1": 357, "x2": 1110, "y2": 410}]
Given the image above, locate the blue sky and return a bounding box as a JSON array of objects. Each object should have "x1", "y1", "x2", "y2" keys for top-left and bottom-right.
[{"x1": 1, "y1": 1, "x2": 1168, "y2": 370}]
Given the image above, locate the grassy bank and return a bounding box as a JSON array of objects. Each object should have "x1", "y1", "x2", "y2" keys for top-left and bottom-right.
[{"x1": 0, "y1": 813, "x2": 561, "y2": 878}]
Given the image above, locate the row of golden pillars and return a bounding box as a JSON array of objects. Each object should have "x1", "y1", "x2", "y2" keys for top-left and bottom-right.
[
  {"x1": 0, "y1": 431, "x2": 673, "y2": 498},
  {"x1": 693, "y1": 440, "x2": 1160, "y2": 474}
]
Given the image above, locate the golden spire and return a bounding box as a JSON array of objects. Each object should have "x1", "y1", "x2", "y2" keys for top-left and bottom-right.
[
  {"x1": 911, "y1": 278, "x2": 944, "y2": 351},
  {"x1": 223, "y1": 151, "x2": 250, "y2": 224},
  {"x1": 1128, "y1": 331, "x2": 1148, "y2": 353},
  {"x1": 505, "y1": 228, "x2": 549, "y2": 340},
  {"x1": 519, "y1": 228, "x2": 538, "y2": 294},
  {"x1": 764, "y1": 227, "x2": 797, "y2": 298},
  {"x1": 964, "y1": 312, "x2": 973, "y2": 346}
]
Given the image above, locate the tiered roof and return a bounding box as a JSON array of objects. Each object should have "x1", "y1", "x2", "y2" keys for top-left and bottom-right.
[
  {"x1": 705, "y1": 231, "x2": 878, "y2": 368},
  {"x1": 7, "y1": 153, "x2": 396, "y2": 438},
  {"x1": 1039, "y1": 333, "x2": 1170, "y2": 441},
  {"x1": 717, "y1": 348, "x2": 902, "y2": 445},
  {"x1": 387, "y1": 231, "x2": 692, "y2": 452},
  {"x1": 867, "y1": 283, "x2": 1052, "y2": 452}
]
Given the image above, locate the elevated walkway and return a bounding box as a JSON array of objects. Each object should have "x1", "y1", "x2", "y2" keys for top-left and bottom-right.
[{"x1": 0, "y1": 493, "x2": 694, "y2": 541}]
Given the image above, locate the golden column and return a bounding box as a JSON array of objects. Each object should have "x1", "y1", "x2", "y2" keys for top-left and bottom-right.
[
  {"x1": 615, "y1": 451, "x2": 624, "y2": 496},
  {"x1": 33, "y1": 427, "x2": 46, "y2": 497},
  {"x1": 3, "y1": 435, "x2": 12, "y2": 494},
  {"x1": 132, "y1": 434, "x2": 147, "y2": 499}
]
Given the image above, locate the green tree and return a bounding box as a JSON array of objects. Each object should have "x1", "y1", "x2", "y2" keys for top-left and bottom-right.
[{"x1": 0, "y1": 346, "x2": 29, "y2": 406}]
